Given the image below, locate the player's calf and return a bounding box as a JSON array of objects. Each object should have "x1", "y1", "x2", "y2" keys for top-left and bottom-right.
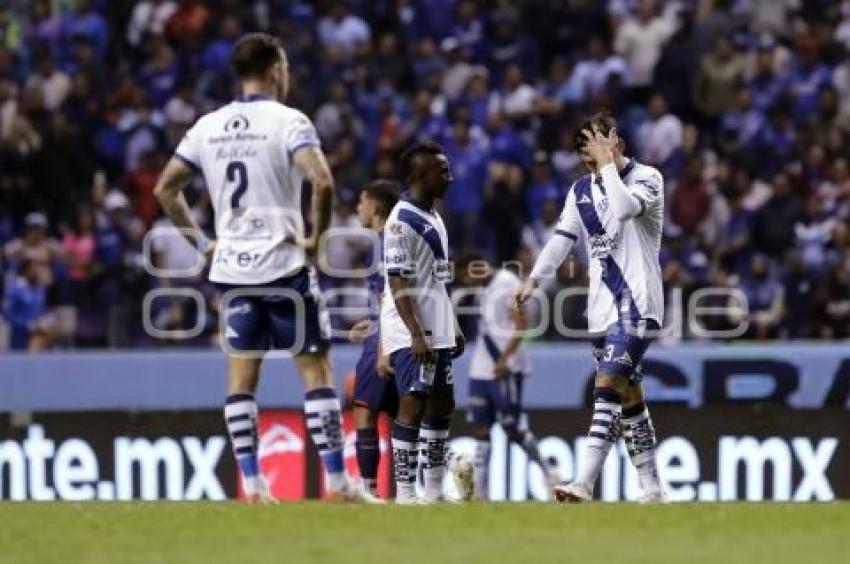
[
  {"x1": 420, "y1": 415, "x2": 450, "y2": 502},
  {"x1": 304, "y1": 386, "x2": 347, "y2": 494},
  {"x1": 223, "y1": 393, "x2": 272, "y2": 500},
  {"x1": 355, "y1": 425, "x2": 380, "y2": 496},
  {"x1": 564, "y1": 386, "x2": 623, "y2": 501},
  {"x1": 622, "y1": 400, "x2": 664, "y2": 501}
]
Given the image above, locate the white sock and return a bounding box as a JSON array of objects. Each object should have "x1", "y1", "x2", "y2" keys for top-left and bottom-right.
[
  {"x1": 622, "y1": 403, "x2": 662, "y2": 497},
  {"x1": 392, "y1": 421, "x2": 419, "y2": 502},
  {"x1": 473, "y1": 439, "x2": 490, "y2": 500},
  {"x1": 304, "y1": 388, "x2": 347, "y2": 493},
  {"x1": 575, "y1": 389, "x2": 622, "y2": 492},
  {"x1": 224, "y1": 393, "x2": 261, "y2": 494},
  {"x1": 420, "y1": 419, "x2": 450, "y2": 502}
]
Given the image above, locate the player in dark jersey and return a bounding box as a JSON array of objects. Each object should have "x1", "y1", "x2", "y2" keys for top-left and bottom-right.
[{"x1": 347, "y1": 180, "x2": 401, "y2": 496}]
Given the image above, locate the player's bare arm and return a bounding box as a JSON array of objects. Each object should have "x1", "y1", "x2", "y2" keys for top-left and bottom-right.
[
  {"x1": 582, "y1": 126, "x2": 643, "y2": 221},
  {"x1": 293, "y1": 145, "x2": 334, "y2": 255},
  {"x1": 515, "y1": 234, "x2": 574, "y2": 309},
  {"x1": 154, "y1": 157, "x2": 215, "y2": 257},
  {"x1": 452, "y1": 314, "x2": 465, "y2": 358},
  {"x1": 494, "y1": 307, "x2": 527, "y2": 379},
  {"x1": 376, "y1": 340, "x2": 393, "y2": 379},
  {"x1": 387, "y1": 275, "x2": 433, "y2": 365}
]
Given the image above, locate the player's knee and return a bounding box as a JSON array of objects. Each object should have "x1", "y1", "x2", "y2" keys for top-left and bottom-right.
[
  {"x1": 396, "y1": 393, "x2": 426, "y2": 426},
  {"x1": 353, "y1": 404, "x2": 378, "y2": 429},
  {"x1": 621, "y1": 381, "x2": 645, "y2": 409},
  {"x1": 595, "y1": 372, "x2": 629, "y2": 397}
]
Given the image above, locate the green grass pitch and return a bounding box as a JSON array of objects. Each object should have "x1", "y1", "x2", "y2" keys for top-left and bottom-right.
[{"x1": 2, "y1": 502, "x2": 847, "y2": 564}]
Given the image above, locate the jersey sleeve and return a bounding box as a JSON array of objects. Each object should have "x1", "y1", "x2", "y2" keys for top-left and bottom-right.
[
  {"x1": 283, "y1": 111, "x2": 321, "y2": 155},
  {"x1": 173, "y1": 123, "x2": 202, "y2": 172},
  {"x1": 627, "y1": 167, "x2": 664, "y2": 216},
  {"x1": 383, "y1": 219, "x2": 414, "y2": 277},
  {"x1": 554, "y1": 188, "x2": 581, "y2": 241}
]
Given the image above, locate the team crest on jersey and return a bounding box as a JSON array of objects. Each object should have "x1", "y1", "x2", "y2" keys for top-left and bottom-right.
[
  {"x1": 224, "y1": 114, "x2": 251, "y2": 133},
  {"x1": 388, "y1": 222, "x2": 403, "y2": 234}
]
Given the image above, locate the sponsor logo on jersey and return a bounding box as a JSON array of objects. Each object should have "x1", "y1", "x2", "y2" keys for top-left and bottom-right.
[{"x1": 224, "y1": 114, "x2": 251, "y2": 132}]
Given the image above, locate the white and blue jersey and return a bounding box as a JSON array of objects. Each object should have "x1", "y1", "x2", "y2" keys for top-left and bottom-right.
[
  {"x1": 175, "y1": 94, "x2": 330, "y2": 354},
  {"x1": 380, "y1": 193, "x2": 456, "y2": 355},
  {"x1": 174, "y1": 94, "x2": 321, "y2": 285},
  {"x1": 555, "y1": 158, "x2": 664, "y2": 334}
]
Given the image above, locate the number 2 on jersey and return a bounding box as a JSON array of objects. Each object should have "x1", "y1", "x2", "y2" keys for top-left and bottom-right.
[{"x1": 227, "y1": 161, "x2": 248, "y2": 210}]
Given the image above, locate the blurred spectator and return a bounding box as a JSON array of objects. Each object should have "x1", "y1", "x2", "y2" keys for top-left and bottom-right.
[
  {"x1": 526, "y1": 151, "x2": 563, "y2": 222},
  {"x1": 752, "y1": 172, "x2": 802, "y2": 258},
  {"x1": 318, "y1": 1, "x2": 371, "y2": 57},
  {"x1": 2, "y1": 258, "x2": 51, "y2": 351},
  {"x1": 669, "y1": 157, "x2": 710, "y2": 236},
  {"x1": 613, "y1": 0, "x2": 678, "y2": 91},
  {"x1": 127, "y1": 0, "x2": 178, "y2": 48},
  {"x1": 61, "y1": 0, "x2": 108, "y2": 59},
  {"x1": 694, "y1": 34, "x2": 746, "y2": 120},
  {"x1": 635, "y1": 92, "x2": 683, "y2": 169},
  {"x1": 26, "y1": 50, "x2": 70, "y2": 111},
  {"x1": 442, "y1": 116, "x2": 488, "y2": 251},
  {"x1": 440, "y1": 37, "x2": 474, "y2": 101},
  {"x1": 4, "y1": 212, "x2": 65, "y2": 287},
  {"x1": 566, "y1": 37, "x2": 629, "y2": 105},
  {"x1": 738, "y1": 254, "x2": 784, "y2": 340}
]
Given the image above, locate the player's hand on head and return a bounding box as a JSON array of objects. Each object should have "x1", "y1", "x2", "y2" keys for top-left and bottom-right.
[{"x1": 581, "y1": 125, "x2": 616, "y2": 169}]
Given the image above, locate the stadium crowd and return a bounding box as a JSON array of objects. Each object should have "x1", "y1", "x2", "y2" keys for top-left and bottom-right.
[{"x1": 1, "y1": 0, "x2": 849, "y2": 350}]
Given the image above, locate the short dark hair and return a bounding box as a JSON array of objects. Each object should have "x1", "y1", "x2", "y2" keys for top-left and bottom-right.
[
  {"x1": 399, "y1": 140, "x2": 445, "y2": 182},
  {"x1": 362, "y1": 179, "x2": 400, "y2": 218},
  {"x1": 574, "y1": 110, "x2": 617, "y2": 153},
  {"x1": 230, "y1": 33, "x2": 284, "y2": 80}
]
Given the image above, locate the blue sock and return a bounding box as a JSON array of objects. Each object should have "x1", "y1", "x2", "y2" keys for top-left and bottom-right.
[{"x1": 356, "y1": 427, "x2": 380, "y2": 494}]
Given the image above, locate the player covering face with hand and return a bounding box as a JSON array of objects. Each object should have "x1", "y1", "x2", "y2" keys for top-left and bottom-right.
[
  {"x1": 515, "y1": 112, "x2": 666, "y2": 502},
  {"x1": 154, "y1": 33, "x2": 375, "y2": 503}
]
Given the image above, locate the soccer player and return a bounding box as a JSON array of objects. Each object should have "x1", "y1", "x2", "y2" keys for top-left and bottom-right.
[
  {"x1": 154, "y1": 33, "x2": 370, "y2": 503},
  {"x1": 382, "y1": 141, "x2": 466, "y2": 503},
  {"x1": 455, "y1": 253, "x2": 560, "y2": 500},
  {"x1": 515, "y1": 112, "x2": 665, "y2": 502},
  {"x1": 347, "y1": 180, "x2": 401, "y2": 496}
]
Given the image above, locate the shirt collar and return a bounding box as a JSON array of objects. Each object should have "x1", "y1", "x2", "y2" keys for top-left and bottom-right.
[
  {"x1": 234, "y1": 94, "x2": 273, "y2": 103},
  {"x1": 621, "y1": 158, "x2": 636, "y2": 177}
]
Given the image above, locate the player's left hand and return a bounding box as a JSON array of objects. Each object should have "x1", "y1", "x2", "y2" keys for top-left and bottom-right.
[
  {"x1": 376, "y1": 354, "x2": 394, "y2": 380},
  {"x1": 347, "y1": 319, "x2": 371, "y2": 344},
  {"x1": 451, "y1": 332, "x2": 465, "y2": 359},
  {"x1": 493, "y1": 356, "x2": 510, "y2": 379},
  {"x1": 302, "y1": 236, "x2": 318, "y2": 257},
  {"x1": 581, "y1": 125, "x2": 617, "y2": 170}
]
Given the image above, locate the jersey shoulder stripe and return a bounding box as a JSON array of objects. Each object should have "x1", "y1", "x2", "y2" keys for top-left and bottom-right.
[
  {"x1": 395, "y1": 206, "x2": 446, "y2": 260},
  {"x1": 573, "y1": 175, "x2": 604, "y2": 236}
]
